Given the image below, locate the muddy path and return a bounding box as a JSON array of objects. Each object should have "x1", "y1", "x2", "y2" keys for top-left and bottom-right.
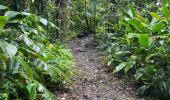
[{"x1": 56, "y1": 36, "x2": 144, "y2": 100}]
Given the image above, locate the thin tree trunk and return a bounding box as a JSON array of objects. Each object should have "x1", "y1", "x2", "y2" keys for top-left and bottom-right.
[
  {"x1": 85, "y1": 0, "x2": 90, "y2": 32},
  {"x1": 93, "y1": 1, "x2": 96, "y2": 36},
  {"x1": 58, "y1": 0, "x2": 68, "y2": 42}
]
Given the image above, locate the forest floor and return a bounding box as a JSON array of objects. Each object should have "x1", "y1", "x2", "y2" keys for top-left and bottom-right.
[{"x1": 56, "y1": 36, "x2": 145, "y2": 100}]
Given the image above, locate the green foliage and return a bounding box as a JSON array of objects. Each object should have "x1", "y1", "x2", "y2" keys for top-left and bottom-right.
[
  {"x1": 95, "y1": 1, "x2": 170, "y2": 99},
  {"x1": 0, "y1": 5, "x2": 73, "y2": 100}
]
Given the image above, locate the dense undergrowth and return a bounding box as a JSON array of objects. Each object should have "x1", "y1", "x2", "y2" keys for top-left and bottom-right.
[
  {"x1": 95, "y1": 0, "x2": 170, "y2": 99},
  {"x1": 0, "y1": 5, "x2": 73, "y2": 100}
]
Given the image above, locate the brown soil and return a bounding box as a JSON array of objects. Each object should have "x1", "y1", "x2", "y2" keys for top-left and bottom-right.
[{"x1": 56, "y1": 36, "x2": 144, "y2": 100}]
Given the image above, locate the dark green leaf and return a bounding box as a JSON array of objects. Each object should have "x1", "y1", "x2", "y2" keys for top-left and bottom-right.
[
  {"x1": 134, "y1": 68, "x2": 145, "y2": 80},
  {"x1": 137, "y1": 85, "x2": 149, "y2": 94},
  {"x1": 5, "y1": 11, "x2": 21, "y2": 19}
]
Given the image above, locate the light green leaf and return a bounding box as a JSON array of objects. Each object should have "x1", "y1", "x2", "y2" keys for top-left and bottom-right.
[
  {"x1": 48, "y1": 22, "x2": 59, "y2": 30},
  {"x1": 128, "y1": 4, "x2": 136, "y2": 18},
  {"x1": 162, "y1": 3, "x2": 170, "y2": 19},
  {"x1": 139, "y1": 34, "x2": 150, "y2": 47},
  {"x1": 5, "y1": 11, "x2": 21, "y2": 19},
  {"x1": 0, "y1": 5, "x2": 8, "y2": 10},
  {"x1": 22, "y1": 35, "x2": 33, "y2": 46},
  {"x1": 127, "y1": 18, "x2": 147, "y2": 33},
  {"x1": 21, "y1": 12, "x2": 31, "y2": 16},
  {"x1": 38, "y1": 17, "x2": 48, "y2": 26},
  {"x1": 151, "y1": 21, "x2": 165, "y2": 33},
  {"x1": 145, "y1": 53, "x2": 161, "y2": 61},
  {"x1": 150, "y1": 12, "x2": 161, "y2": 20},
  {"x1": 115, "y1": 51, "x2": 131, "y2": 56},
  {"x1": 127, "y1": 33, "x2": 140, "y2": 38},
  {"x1": 0, "y1": 16, "x2": 8, "y2": 33},
  {"x1": 113, "y1": 62, "x2": 126, "y2": 73},
  {"x1": 0, "y1": 40, "x2": 17, "y2": 59},
  {"x1": 26, "y1": 83, "x2": 37, "y2": 100}
]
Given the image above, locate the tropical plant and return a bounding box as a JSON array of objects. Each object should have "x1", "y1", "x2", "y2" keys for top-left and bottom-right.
[
  {"x1": 95, "y1": 0, "x2": 170, "y2": 99},
  {"x1": 0, "y1": 5, "x2": 73, "y2": 100}
]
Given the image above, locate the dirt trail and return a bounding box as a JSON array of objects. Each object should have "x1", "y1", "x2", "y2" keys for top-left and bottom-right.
[{"x1": 57, "y1": 36, "x2": 143, "y2": 100}]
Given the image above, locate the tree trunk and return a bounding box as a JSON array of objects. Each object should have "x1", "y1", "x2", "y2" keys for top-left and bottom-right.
[
  {"x1": 85, "y1": 0, "x2": 90, "y2": 32},
  {"x1": 58, "y1": 0, "x2": 69, "y2": 42}
]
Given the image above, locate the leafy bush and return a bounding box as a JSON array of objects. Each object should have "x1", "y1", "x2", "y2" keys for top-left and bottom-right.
[
  {"x1": 0, "y1": 5, "x2": 73, "y2": 100},
  {"x1": 95, "y1": 1, "x2": 170, "y2": 99}
]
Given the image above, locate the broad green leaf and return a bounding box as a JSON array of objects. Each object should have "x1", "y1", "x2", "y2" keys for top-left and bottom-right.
[
  {"x1": 134, "y1": 71, "x2": 143, "y2": 80},
  {"x1": 162, "y1": 3, "x2": 170, "y2": 19},
  {"x1": 22, "y1": 35, "x2": 33, "y2": 46},
  {"x1": 0, "y1": 5, "x2": 8, "y2": 10},
  {"x1": 134, "y1": 68, "x2": 145, "y2": 80},
  {"x1": 37, "y1": 83, "x2": 56, "y2": 100},
  {"x1": 21, "y1": 12, "x2": 31, "y2": 16},
  {"x1": 5, "y1": 11, "x2": 21, "y2": 19},
  {"x1": 124, "y1": 61, "x2": 135, "y2": 73},
  {"x1": 151, "y1": 21, "x2": 165, "y2": 33},
  {"x1": 150, "y1": 12, "x2": 161, "y2": 20},
  {"x1": 38, "y1": 17, "x2": 48, "y2": 26},
  {"x1": 0, "y1": 40, "x2": 17, "y2": 59},
  {"x1": 113, "y1": 62, "x2": 126, "y2": 73},
  {"x1": 21, "y1": 35, "x2": 41, "y2": 53},
  {"x1": 0, "y1": 16, "x2": 8, "y2": 33},
  {"x1": 15, "y1": 56, "x2": 33, "y2": 78},
  {"x1": 18, "y1": 47, "x2": 38, "y2": 58},
  {"x1": 26, "y1": 83, "x2": 37, "y2": 100},
  {"x1": 33, "y1": 59, "x2": 48, "y2": 71},
  {"x1": 127, "y1": 18, "x2": 147, "y2": 33},
  {"x1": 139, "y1": 34, "x2": 150, "y2": 47},
  {"x1": 9, "y1": 59, "x2": 20, "y2": 72}
]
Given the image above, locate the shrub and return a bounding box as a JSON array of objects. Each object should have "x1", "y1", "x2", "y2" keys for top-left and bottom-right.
[{"x1": 0, "y1": 5, "x2": 73, "y2": 100}]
